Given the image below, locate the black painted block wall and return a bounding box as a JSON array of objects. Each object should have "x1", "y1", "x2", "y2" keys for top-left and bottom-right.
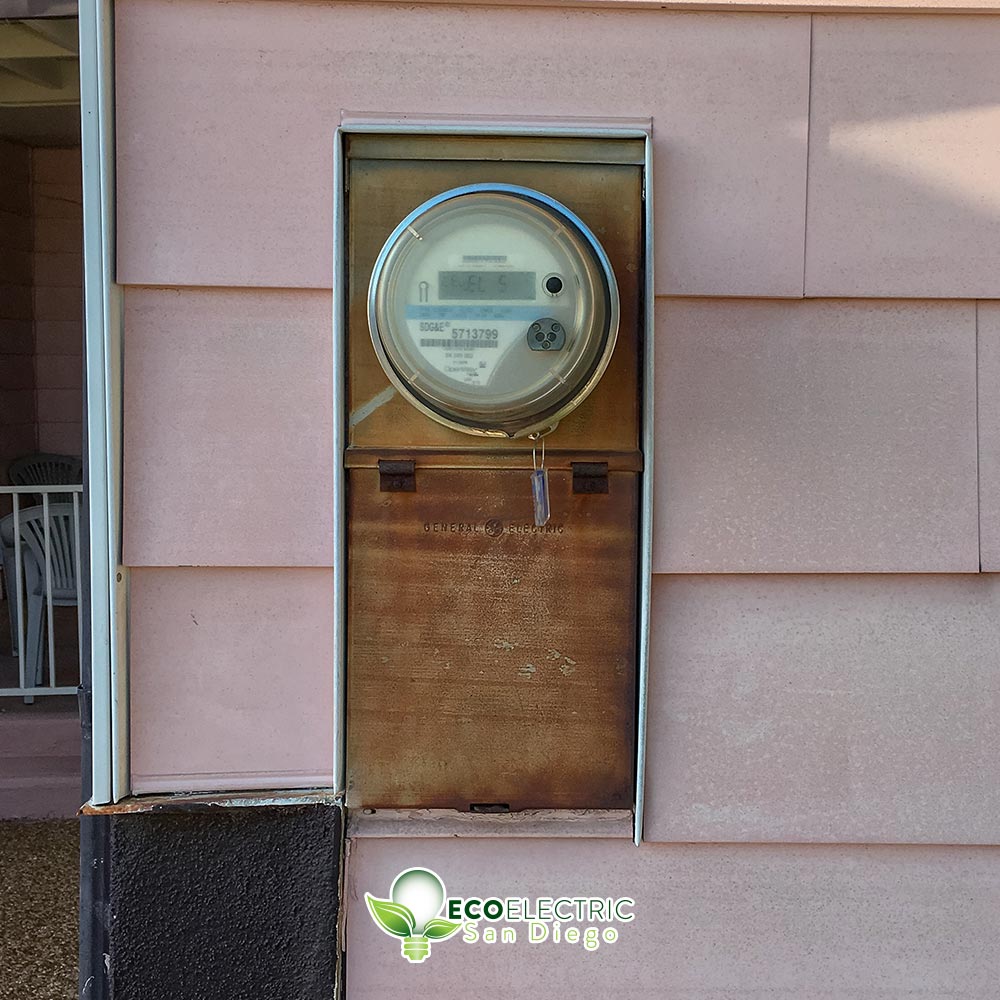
[{"x1": 107, "y1": 804, "x2": 342, "y2": 1000}]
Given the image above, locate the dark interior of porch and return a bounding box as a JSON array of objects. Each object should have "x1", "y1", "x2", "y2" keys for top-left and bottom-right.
[{"x1": 0, "y1": 14, "x2": 83, "y2": 1000}]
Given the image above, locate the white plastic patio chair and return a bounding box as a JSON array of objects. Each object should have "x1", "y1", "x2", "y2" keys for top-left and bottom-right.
[
  {"x1": 1, "y1": 517, "x2": 19, "y2": 656},
  {"x1": 0, "y1": 504, "x2": 80, "y2": 689},
  {"x1": 8, "y1": 453, "x2": 83, "y2": 504},
  {"x1": 2, "y1": 454, "x2": 82, "y2": 653}
]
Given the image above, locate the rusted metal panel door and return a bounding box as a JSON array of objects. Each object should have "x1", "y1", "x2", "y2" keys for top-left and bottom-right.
[{"x1": 346, "y1": 467, "x2": 637, "y2": 810}]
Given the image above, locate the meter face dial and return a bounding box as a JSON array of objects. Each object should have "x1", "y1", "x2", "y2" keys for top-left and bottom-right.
[{"x1": 368, "y1": 184, "x2": 619, "y2": 437}]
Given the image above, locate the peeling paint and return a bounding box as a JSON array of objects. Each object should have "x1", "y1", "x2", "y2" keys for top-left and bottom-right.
[{"x1": 348, "y1": 385, "x2": 397, "y2": 428}]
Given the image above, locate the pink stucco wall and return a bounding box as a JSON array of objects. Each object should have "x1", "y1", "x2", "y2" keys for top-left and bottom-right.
[
  {"x1": 122, "y1": 287, "x2": 333, "y2": 567},
  {"x1": 345, "y1": 837, "x2": 1000, "y2": 998},
  {"x1": 129, "y1": 567, "x2": 334, "y2": 793},
  {"x1": 645, "y1": 574, "x2": 1000, "y2": 844},
  {"x1": 654, "y1": 298, "x2": 979, "y2": 572},
  {"x1": 115, "y1": 2, "x2": 810, "y2": 296},
  {"x1": 805, "y1": 16, "x2": 1000, "y2": 297},
  {"x1": 115, "y1": 3, "x2": 1000, "y2": 993}
]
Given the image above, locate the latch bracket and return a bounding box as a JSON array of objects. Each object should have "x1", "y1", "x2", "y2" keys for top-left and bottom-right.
[
  {"x1": 378, "y1": 460, "x2": 416, "y2": 492},
  {"x1": 572, "y1": 462, "x2": 609, "y2": 494}
]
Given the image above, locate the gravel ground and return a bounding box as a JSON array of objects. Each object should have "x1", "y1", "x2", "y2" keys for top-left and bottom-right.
[{"x1": 0, "y1": 821, "x2": 78, "y2": 1000}]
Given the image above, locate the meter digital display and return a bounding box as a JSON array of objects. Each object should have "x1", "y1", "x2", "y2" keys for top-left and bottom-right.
[
  {"x1": 368, "y1": 183, "x2": 619, "y2": 438},
  {"x1": 438, "y1": 271, "x2": 536, "y2": 300}
]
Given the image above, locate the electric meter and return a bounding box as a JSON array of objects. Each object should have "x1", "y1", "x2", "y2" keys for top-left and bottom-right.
[{"x1": 368, "y1": 183, "x2": 620, "y2": 438}]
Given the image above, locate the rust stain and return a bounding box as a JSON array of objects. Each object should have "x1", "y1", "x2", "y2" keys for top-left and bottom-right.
[
  {"x1": 343, "y1": 143, "x2": 641, "y2": 812},
  {"x1": 345, "y1": 467, "x2": 638, "y2": 811}
]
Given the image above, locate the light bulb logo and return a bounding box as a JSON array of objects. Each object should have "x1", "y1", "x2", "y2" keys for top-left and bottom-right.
[{"x1": 365, "y1": 867, "x2": 463, "y2": 963}]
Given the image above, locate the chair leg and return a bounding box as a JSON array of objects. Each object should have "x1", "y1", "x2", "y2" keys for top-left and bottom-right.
[
  {"x1": 25, "y1": 594, "x2": 45, "y2": 697},
  {"x1": 7, "y1": 589, "x2": 18, "y2": 657},
  {"x1": 2, "y1": 560, "x2": 19, "y2": 657}
]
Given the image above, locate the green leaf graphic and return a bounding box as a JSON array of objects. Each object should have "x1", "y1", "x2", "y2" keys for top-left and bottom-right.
[
  {"x1": 422, "y1": 918, "x2": 463, "y2": 941},
  {"x1": 365, "y1": 895, "x2": 416, "y2": 938}
]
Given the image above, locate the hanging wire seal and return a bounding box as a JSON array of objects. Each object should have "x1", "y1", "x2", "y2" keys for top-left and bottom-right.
[
  {"x1": 530, "y1": 431, "x2": 546, "y2": 472},
  {"x1": 528, "y1": 430, "x2": 551, "y2": 527}
]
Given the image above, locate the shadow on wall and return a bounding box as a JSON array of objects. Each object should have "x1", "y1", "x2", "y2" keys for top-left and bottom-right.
[{"x1": 805, "y1": 19, "x2": 1000, "y2": 296}]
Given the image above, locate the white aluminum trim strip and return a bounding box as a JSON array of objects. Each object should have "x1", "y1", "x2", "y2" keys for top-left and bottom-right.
[
  {"x1": 109, "y1": 307, "x2": 128, "y2": 801},
  {"x1": 79, "y1": 0, "x2": 125, "y2": 803},
  {"x1": 634, "y1": 131, "x2": 654, "y2": 846},
  {"x1": 332, "y1": 129, "x2": 347, "y2": 796}
]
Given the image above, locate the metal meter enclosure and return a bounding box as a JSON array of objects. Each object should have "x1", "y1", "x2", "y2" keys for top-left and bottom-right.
[{"x1": 341, "y1": 129, "x2": 646, "y2": 813}]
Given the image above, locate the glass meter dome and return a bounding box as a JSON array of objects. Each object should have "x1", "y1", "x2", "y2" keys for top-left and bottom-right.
[{"x1": 368, "y1": 184, "x2": 620, "y2": 438}]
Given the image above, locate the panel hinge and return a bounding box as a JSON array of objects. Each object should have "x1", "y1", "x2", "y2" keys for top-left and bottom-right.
[
  {"x1": 378, "y1": 459, "x2": 416, "y2": 492},
  {"x1": 572, "y1": 462, "x2": 609, "y2": 494}
]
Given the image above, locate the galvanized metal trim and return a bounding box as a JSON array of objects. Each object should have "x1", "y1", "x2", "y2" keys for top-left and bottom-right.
[
  {"x1": 633, "y1": 130, "x2": 655, "y2": 846},
  {"x1": 347, "y1": 133, "x2": 646, "y2": 166},
  {"x1": 80, "y1": 0, "x2": 126, "y2": 804},
  {"x1": 340, "y1": 112, "x2": 652, "y2": 140},
  {"x1": 332, "y1": 129, "x2": 348, "y2": 796}
]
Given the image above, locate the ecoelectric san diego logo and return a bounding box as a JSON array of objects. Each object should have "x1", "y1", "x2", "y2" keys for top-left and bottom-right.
[
  {"x1": 365, "y1": 868, "x2": 463, "y2": 962},
  {"x1": 365, "y1": 867, "x2": 635, "y2": 964}
]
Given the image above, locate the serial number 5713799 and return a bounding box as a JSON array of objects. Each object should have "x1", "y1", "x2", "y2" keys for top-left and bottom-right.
[{"x1": 451, "y1": 328, "x2": 499, "y2": 340}]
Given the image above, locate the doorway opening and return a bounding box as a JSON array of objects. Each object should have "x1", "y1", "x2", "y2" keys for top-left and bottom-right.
[{"x1": 0, "y1": 12, "x2": 84, "y2": 817}]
